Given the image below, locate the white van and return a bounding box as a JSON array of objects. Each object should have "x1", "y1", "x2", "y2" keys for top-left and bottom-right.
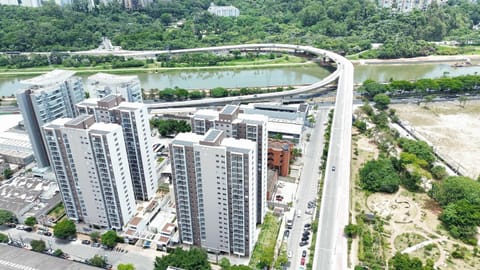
[{"x1": 297, "y1": 210, "x2": 302, "y2": 218}]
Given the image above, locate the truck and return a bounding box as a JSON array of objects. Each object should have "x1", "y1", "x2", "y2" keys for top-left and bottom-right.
[{"x1": 285, "y1": 210, "x2": 295, "y2": 229}]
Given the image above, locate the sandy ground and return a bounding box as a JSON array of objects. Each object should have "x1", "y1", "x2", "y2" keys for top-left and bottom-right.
[
  {"x1": 392, "y1": 101, "x2": 480, "y2": 179},
  {"x1": 351, "y1": 54, "x2": 480, "y2": 65}
]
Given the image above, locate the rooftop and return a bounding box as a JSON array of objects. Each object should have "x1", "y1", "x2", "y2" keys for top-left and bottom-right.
[
  {"x1": 220, "y1": 104, "x2": 238, "y2": 115},
  {"x1": 192, "y1": 109, "x2": 219, "y2": 121},
  {"x1": 268, "y1": 121, "x2": 303, "y2": 135},
  {"x1": 76, "y1": 98, "x2": 99, "y2": 107},
  {"x1": 90, "y1": 122, "x2": 121, "y2": 133},
  {"x1": 117, "y1": 101, "x2": 146, "y2": 110},
  {"x1": 203, "y1": 129, "x2": 223, "y2": 143},
  {"x1": 0, "y1": 174, "x2": 58, "y2": 216},
  {"x1": 88, "y1": 72, "x2": 138, "y2": 84},
  {"x1": 20, "y1": 69, "x2": 76, "y2": 86}
]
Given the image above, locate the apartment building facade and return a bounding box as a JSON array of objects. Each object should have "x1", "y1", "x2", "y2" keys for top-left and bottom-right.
[
  {"x1": 170, "y1": 129, "x2": 257, "y2": 256},
  {"x1": 86, "y1": 73, "x2": 143, "y2": 103},
  {"x1": 42, "y1": 115, "x2": 136, "y2": 229},
  {"x1": 16, "y1": 70, "x2": 85, "y2": 168},
  {"x1": 76, "y1": 95, "x2": 157, "y2": 201},
  {"x1": 190, "y1": 105, "x2": 267, "y2": 224}
]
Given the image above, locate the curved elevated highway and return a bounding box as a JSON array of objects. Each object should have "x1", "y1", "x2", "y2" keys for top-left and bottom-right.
[{"x1": 79, "y1": 44, "x2": 353, "y2": 269}]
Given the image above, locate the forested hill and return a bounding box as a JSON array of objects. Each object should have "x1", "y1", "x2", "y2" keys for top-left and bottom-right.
[{"x1": 0, "y1": 0, "x2": 479, "y2": 53}]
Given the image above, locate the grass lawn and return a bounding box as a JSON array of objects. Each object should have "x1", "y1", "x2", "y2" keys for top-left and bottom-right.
[{"x1": 249, "y1": 213, "x2": 281, "y2": 269}]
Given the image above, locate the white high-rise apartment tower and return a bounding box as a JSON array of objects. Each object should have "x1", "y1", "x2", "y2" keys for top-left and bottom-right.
[
  {"x1": 76, "y1": 95, "x2": 157, "y2": 201},
  {"x1": 170, "y1": 129, "x2": 257, "y2": 256},
  {"x1": 190, "y1": 105, "x2": 267, "y2": 224},
  {"x1": 86, "y1": 73, "x2": 143, "y2": 103},
  {"x1": 16, "y1": 70, "x2": 85, "y2": 168},
  {"x1": 43, "y1": 115, "x2": 136, "y2": 229}
]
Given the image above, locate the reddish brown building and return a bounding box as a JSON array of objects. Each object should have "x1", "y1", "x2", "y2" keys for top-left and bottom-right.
[{"x1": 268, "y1": 139, "x2": 294, "y2": 177}]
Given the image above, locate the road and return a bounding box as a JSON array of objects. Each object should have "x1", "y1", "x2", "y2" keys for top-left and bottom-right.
[
  {"x1": 0, "y1": 227, "x2": 160, "y2": 270},
  {"x1": 312, "y1": 57, "x2": 354, "y2": 269},
  {"x1": 286, "y1": 108, "x2": 329, "y2": 269},
  {"x1": 70, "y1": 44, "x2": 343, "y2": 109}
]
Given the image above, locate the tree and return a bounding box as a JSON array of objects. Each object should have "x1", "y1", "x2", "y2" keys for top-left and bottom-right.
[
  {"x1": 53, "y1": 219, "x2": 76, "y2": 239},
  {"x1": 389, "y1": 252, "x2": 424, "y2": 270},
  {"x1": 118, "y1": 264, "x2": 136, "y2": 270},
  {"x1": 90, "y1": 231, "x2": 100, "y2": 242},
  {"x1": 24, "y1": 216, "x2": 37, "y2": 227},
  {"x1": 429, "y1": 176, "x2": 480, "y2": 207},
  {"x1": 359, "y1": 158, "x2": 400, "y2": 193},
  {"x1": 398, "y1": 138, "x2": 435, "y2": 164},
  {"x1": 219, "y1": 258, "x2": 231, "y2": 270},
  {"x1": 458, "y1": 96, "x2": 468, "y2": 108},
  {"x1": 3, "y1": 168, "x2": 13, "y2": 179},
  {"x1": 431, "y1": 165, "x2": 447, "y2": 180},
  {"x1": 89, "y1": 255, "x2": 107, "y2": 268},
  {"x1": 344, "y1": 223, "x2": 361, "y2": 238},
  {"x1": 373, "y1": 94, "x2": 391, "y2": 110},
  {"x1": 0, "y1": 233, "x2": 8, "y2": 243},
  {"x1": 53, "y1": 249, "x2": 64, "y2": 257},
  {"x1": 353, "y1": 120, "x2": 367, "y2": 133},
  {"x1": 439, "y1": 199, "x2": 480, "y2": 241},
  {"x1": 154, "y1": 247, "x2": 211, "y2": 270},
  {"x1": 423, "y1": 95, "x2": 434, "y2": 108},
  {"x1": 358, "y1": 80, "x2": 387, "y2": 98},
  {"x1": 210, "y1": 87, "x2": 229, "y2": 98},
  {"x1": 0, "y1": 209, "x2": 16, "y2": 225},
  {"x1": 30, "y1": 239, "x2": 46, "y2": 252},
  {"x1": 101, "y1": 230, "x2": 123, "y2": 248}
]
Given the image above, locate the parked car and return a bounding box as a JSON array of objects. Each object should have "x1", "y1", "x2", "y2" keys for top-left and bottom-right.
[
  {"x1": 5, "y1": 223, "x2": 16, "y2": 228},
  {"x1": 332, "y1": 166, "x2": 336, "y2": 171},
  {"x1": 91, "y1": 242, "x2": 101, "y2": 248},
  {"x1": 303, "y1": 231, "x2": 310, "y2": 237},
  {"x1": 23, "y1": 226, "x2": 33, "y2": 232},
  {"x1": 284, "y1": 230, "x2": 290, "y2": 238},
  {"x1": 81, "y1": 240, "x2": 91, "y2": 245},
  {"x1": 299, "y1": 241, "x2": 308, "y2": 247},
  {"x1": 302, "y1": 250, "x2": 307, "y2": 257},
  {"x1": 301, "y1": 257, "x2": 306, "y2": 266},
  {"x1": 301, "y1": 235, "x2": 309, "y2": 242},
  {"x1": 304, "y1": 223, "x2": 311, "y2": 229},
  {"x1": 43, "y1": 231, "x2": 52, "y2": 236}
]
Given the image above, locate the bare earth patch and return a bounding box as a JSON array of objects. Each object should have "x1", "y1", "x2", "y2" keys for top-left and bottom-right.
[{"x1": 392, "y1": 101, "x2": 480, "y2": 178}]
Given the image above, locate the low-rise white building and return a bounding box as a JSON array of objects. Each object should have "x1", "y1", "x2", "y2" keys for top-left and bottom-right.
[{"x1": 207, "y1": 2, "x2": 239, "y2": 17}]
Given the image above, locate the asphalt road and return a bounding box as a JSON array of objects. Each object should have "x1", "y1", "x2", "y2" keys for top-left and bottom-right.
[
  {"x1": 313, "y1": 59, "x2": 354, "y2": 270},
  {"x1": 286, "y1": 108, "x2": 330, "y2": 269},
  {"x1": 1, "y1": 227, "x2": 159, "y2": 270}
]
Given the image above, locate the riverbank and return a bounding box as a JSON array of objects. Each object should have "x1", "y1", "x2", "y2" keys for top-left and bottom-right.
[
  {"x1": 0, "y1": 61, "x2": 317, "y2": 77},
  {"x1": 351, "y1": 54, "x2": 480, "y2": 65}
]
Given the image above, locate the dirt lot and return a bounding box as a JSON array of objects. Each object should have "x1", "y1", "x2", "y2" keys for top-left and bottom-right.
[
  {"x1": 350, "y1": 117, "x2": 480, "y2": 270},
  {"x1": 392, "y1": 100, "x2": 480, "y2": 179}
]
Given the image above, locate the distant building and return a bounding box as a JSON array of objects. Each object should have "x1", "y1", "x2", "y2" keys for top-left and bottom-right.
[
  {"x1": 86, "y1": 73, "x2": 143, "y2": 103},
  {"x1": 378, "y1": 0, "x2": 448, "y2": 12},
  {"x1": 191, "y1": 105, "x2": 267, "y2": 224},
  {"x1": 43, "y1": 115, "x2": 136, "y2": 229},
  {"x1": 76, "y1": 95, "x2": 157, "y2": 201},
  {"x1": 0, "y1": 0, "x2": 41, "y2": 7},
  {"x1": 268, "y1": 139, "x2": 294, "y2": 177},
  {"x1": 207, "y1": 2, "x2": 240, "y2": 17},
  {"x1": 169, "y1": 129, "x2": 257, "y2": 256},
  {"x1": 16, "y1": 70, "x2": 85, "y2": 168}
]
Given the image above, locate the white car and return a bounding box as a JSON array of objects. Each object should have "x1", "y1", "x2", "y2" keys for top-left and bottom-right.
[{"x1": 288, "y1": 250, "x2": 293, "y2": 258}]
